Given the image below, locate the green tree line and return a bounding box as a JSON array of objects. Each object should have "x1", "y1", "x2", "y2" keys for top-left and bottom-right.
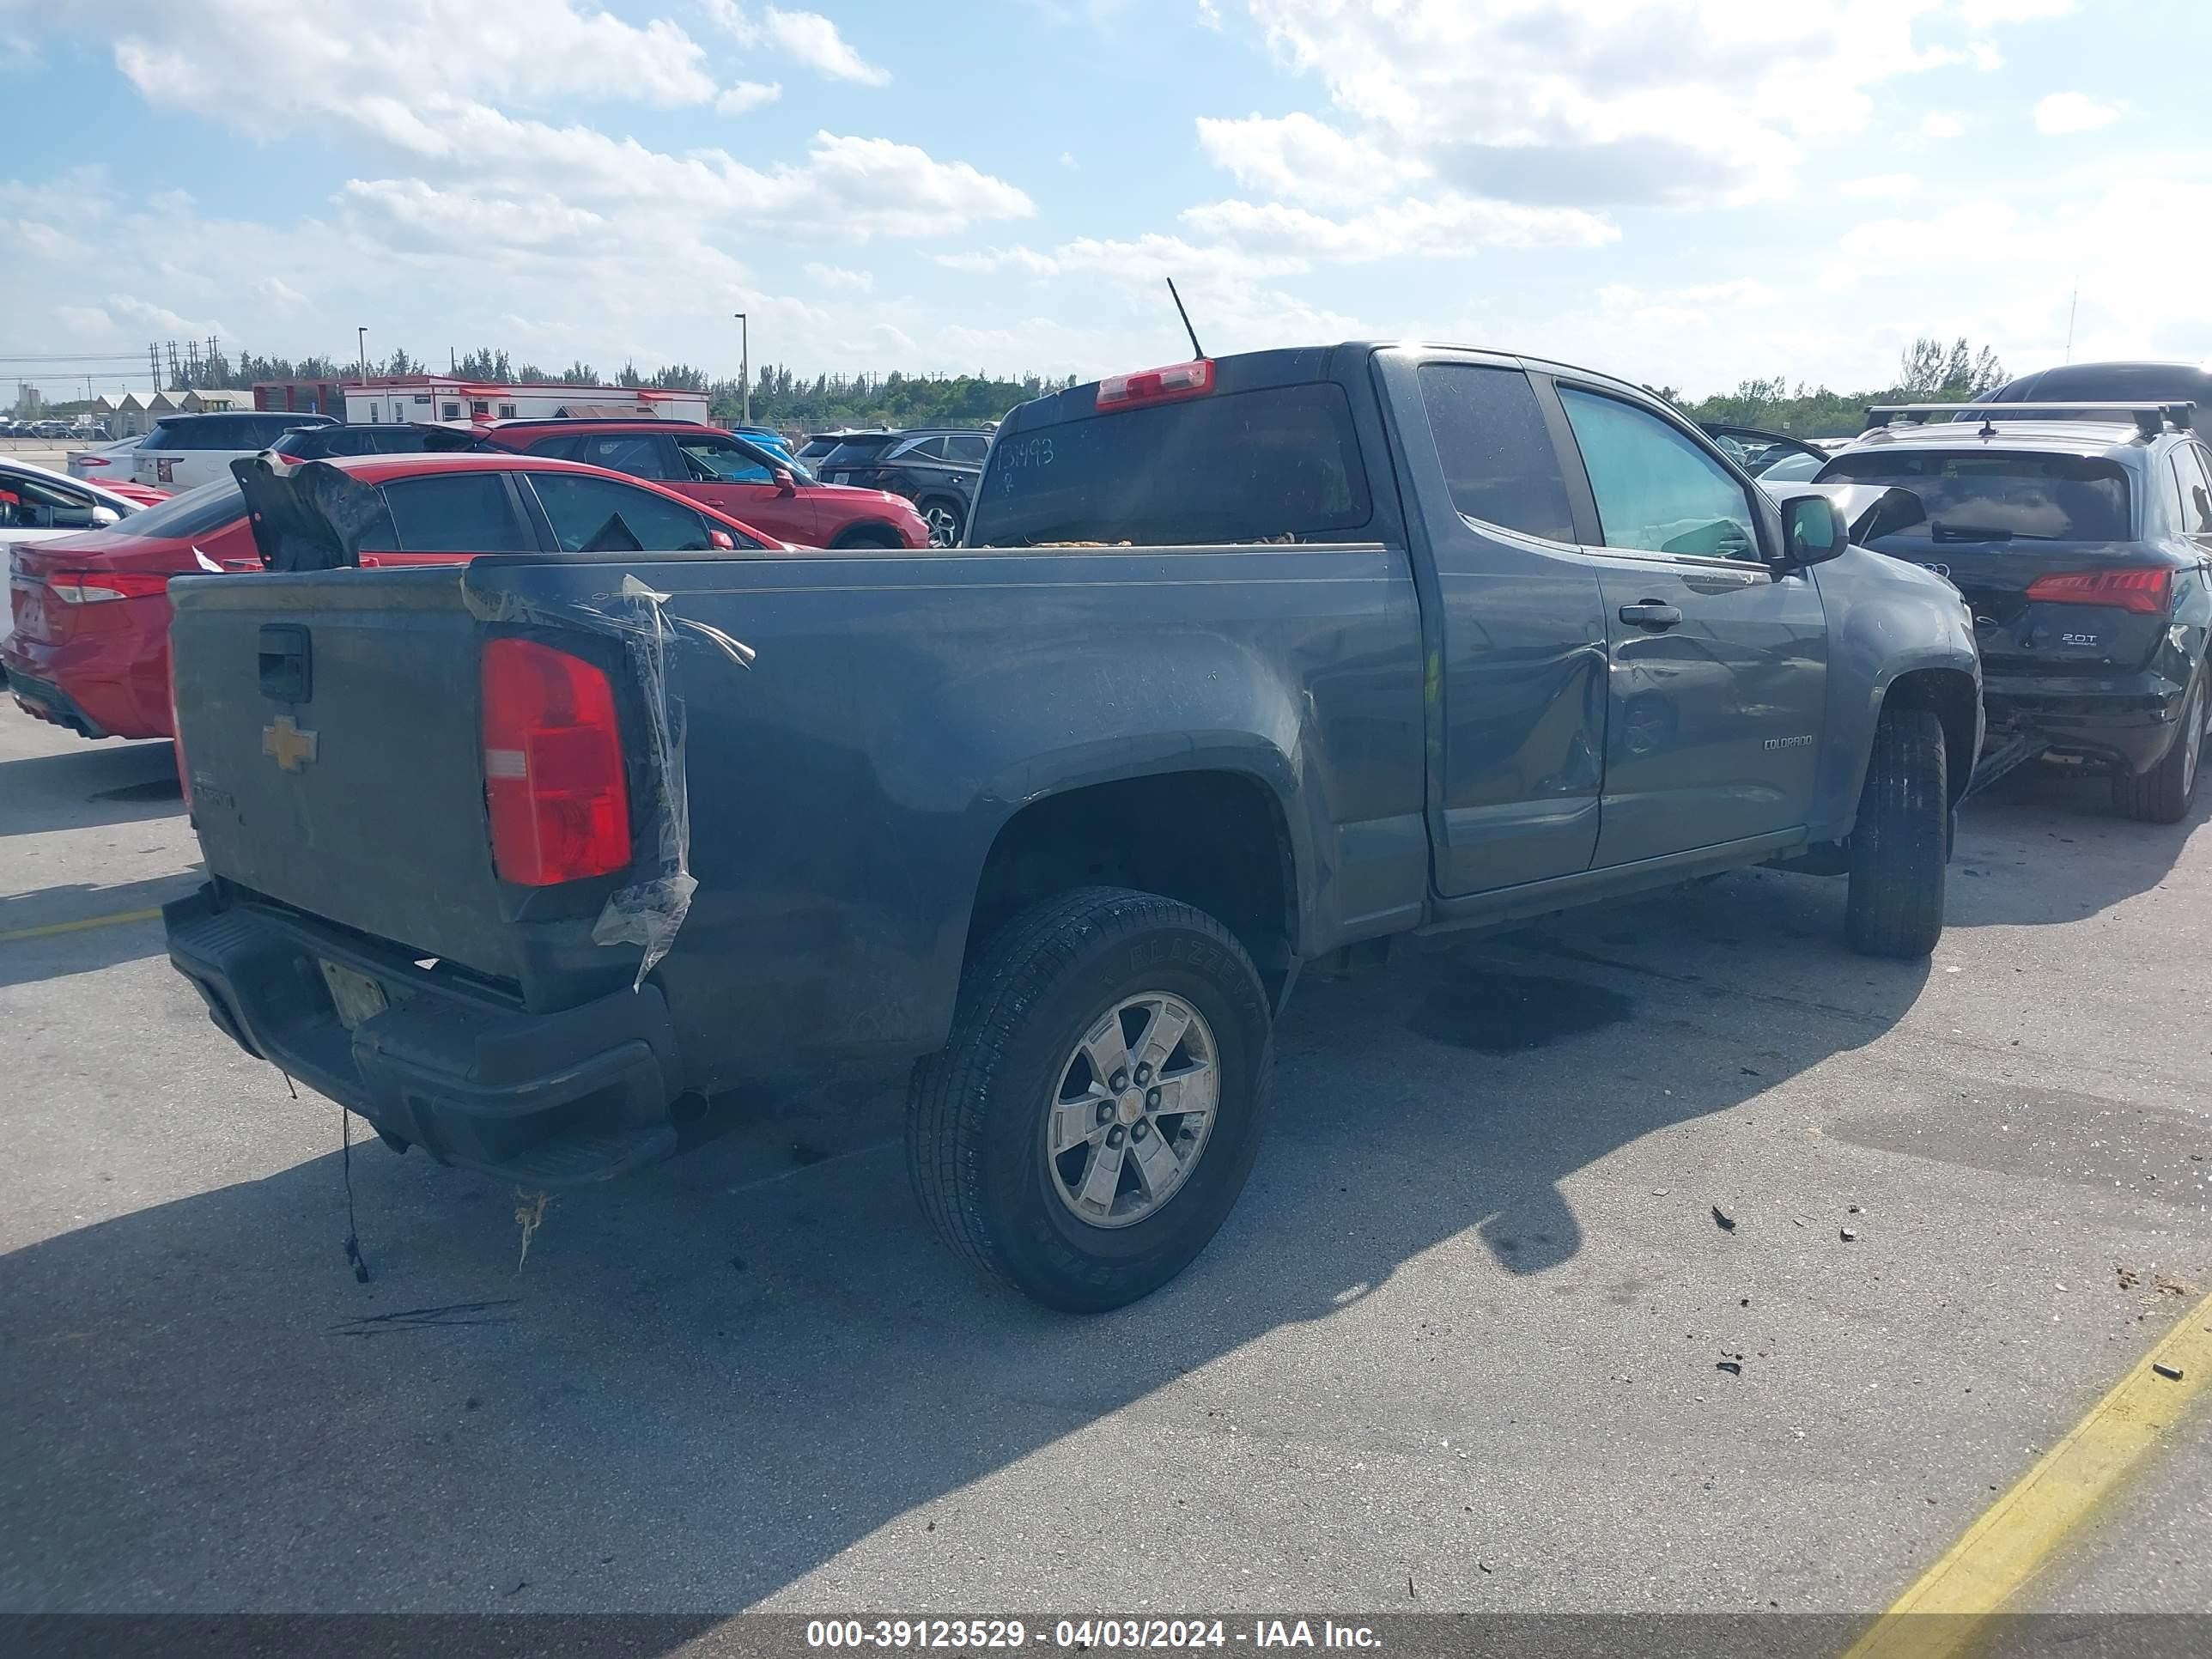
[
  {"x1": 168, "y1": 343, "x2": 1077, "y2": 433},
  {"x1": 154, "y1": 333, "x2": 2008, "y2": 439},
  {"x1": 1660, "y1": 337, "x2": 2009, "y2": 438}
]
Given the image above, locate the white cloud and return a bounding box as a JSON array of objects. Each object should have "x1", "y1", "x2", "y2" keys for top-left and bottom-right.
[
  {"x1": 803, "y1": 262, "x2": 874, "y2": 293},
  {"x1": 1196, "y1": 0, "x2": 1224, "y2": 27},
  {"x1": 2033, "y1": 91, "x2": 2124, "y2": 135},
  {"x1": 716, "y1": 80, "x2": 781, "y2": 115},
  {"x1": 1961, "y1": 0, "x2": 2075, "y2": 24},
  {"x1": 1195, "y1": 112, "x2": 1425, "y2": 208},
  {"x1": 761, "y1": 7, "x2": 889, "y2": 86},
  {"x1": 1920, "y1": 110, "x2": 1966, "y2": 139},
  {"x1": 1230, "y1": 0, "x2": 1992, "y2": 210},
  {"x1": 1181, "y1": 192, "x2": 1617, "y2": 258},
  {"x1": 1838, "y1": 173, "x2": 1922, "y2": 200},
  {"x1": 109, "y1": 0, "x2": 719, "y2": 128}
]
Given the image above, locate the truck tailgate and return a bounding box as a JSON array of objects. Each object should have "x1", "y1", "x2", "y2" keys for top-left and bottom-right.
[{"x1": 169, "y1": 567, "x2": 529, "y2": 981}]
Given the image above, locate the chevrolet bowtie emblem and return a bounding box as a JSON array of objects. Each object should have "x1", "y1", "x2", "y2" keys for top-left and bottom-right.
[{"x1": 262, "y1": 714, "x2": 319, "y2": 772}]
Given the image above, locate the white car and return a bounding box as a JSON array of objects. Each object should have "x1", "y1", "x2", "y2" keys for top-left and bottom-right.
[
  {"x1": 131, "y1": 410, "x2": 336, "y2": 490},
  {"x1": 68, "y1": 433, "x2": 144, "y2": 483},
  {"x1": 1, "y1": 459, "x2": 148, "y2": 661}
]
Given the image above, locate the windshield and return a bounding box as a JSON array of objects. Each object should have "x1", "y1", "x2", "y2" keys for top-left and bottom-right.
[
  {"x1": 104, "y1": 478, "x2": 246, "y2": 540},
  {"x1": 1817, "y1": 450, "x2": 2132, "y2": 542},
  {"x1": 970, "y1": 383, "x2": 1373, "y2": 546}
]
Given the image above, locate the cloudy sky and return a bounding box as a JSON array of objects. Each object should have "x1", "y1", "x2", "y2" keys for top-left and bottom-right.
[{"x1": 2, "y1": 0, "x2": 2204, "y2": 400}]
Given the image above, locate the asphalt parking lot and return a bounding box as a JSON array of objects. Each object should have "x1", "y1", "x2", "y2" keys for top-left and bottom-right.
[{"x1": 3, "y1": 709, "x2": 2209, "y2": 1620}]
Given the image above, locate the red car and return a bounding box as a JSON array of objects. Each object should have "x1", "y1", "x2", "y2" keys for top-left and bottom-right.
[
  {"x1": 474, "y1": 419, "x2": 930, "y2": 549},
  {"x1": 4, "y1": 453, "x2": 775, "y2": 741}
]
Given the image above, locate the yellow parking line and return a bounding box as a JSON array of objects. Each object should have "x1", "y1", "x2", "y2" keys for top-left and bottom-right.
[
  {"x1": 0, "y1": 906, "x2": 164, "y2": 944},
  {"x1": 1841, "y1": 1285, "x2": 2212, "y2": 1659}
]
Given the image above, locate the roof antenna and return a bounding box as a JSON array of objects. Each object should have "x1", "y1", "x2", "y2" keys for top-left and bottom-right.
[
  {"x1": 2063, "y1": 282, "x2": 2078, "y2": 364},
  {"x1": 1166, "y1": 277, "x2": 1206, "y2": 360}
]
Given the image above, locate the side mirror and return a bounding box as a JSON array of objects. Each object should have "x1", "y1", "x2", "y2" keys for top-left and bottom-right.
[
  {"x1": 1774, "y1": 493, "x2": 1848, "y2": 569},
  {"x1": 708, "y1": 528, "x2": 736, "y2": 550},
  {"x1": 772, "y1": 468, "x2": 797, "y2": 497},
  {"x1": 92, "y1": 505, "x2": 122, "y2": 527}
]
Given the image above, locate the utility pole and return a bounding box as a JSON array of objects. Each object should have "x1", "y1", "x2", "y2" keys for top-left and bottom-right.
[
  {"x1": 357, "y1": 326, "x2": 369, "y2": 381},
  {"x1": 734, "y1": 312, "x2": 750, "y2": 426}
]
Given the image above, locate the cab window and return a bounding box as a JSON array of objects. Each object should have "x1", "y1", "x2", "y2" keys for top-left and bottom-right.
[{"x1": 1559, "y1": 388, "x2": 1759, "y2": 561}]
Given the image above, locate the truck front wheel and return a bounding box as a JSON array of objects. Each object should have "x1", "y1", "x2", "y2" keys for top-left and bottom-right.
[
  {"x1": 1845, "y1": 704, "x2": 1948, "y2": 959},
  {"x1": 907, "y1": 887, "x2": 1274, "y2": 1312}
]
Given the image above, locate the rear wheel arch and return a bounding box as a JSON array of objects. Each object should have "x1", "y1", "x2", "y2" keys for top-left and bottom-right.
[
  {"x1": 830, "y1": 520, "x2": 904, "y2": 550},
  {"x1": 965, "y1": 768, "x2": 1303, "y2": 1006}
]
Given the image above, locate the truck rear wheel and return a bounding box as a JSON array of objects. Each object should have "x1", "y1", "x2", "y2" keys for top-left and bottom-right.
[
  {"x1": 907, "y1": 887, "x2": 1273, "y2": 1312},
  {"x1": 1845, "y1": 704, "x2": 1948, "y2": 959},
  {"x1": 2111, "y1": 671, "x2": 2204, "y2": 824}
]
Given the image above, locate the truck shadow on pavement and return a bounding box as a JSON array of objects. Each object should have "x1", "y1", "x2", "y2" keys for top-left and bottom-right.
[
  {"x1": 0, "y1": 738, "x2": 183, "y2": 841},
  {"x1": 1, "y1": 863, "x2": 1933, "y2": 1613}
]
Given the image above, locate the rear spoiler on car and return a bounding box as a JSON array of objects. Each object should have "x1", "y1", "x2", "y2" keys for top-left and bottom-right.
[{"x1": 1864, "y1": 402, "x2": 2196, "y2": 439}]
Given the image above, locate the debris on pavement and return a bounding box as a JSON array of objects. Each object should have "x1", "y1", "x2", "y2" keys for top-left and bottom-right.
[
  {"x1": 1711, "y1": 1205, "x2": 1737, "y2": 1232},
  {"x1": 514, "y1": 1188, "x2": 551, "y2": 1273},
  {"x1": 1840, "y1": 1228, "x2": 1860, "y2": 1242},
  {"x1": 2151, "y1": 1362, "x2": 2185, "y2": 1382}
]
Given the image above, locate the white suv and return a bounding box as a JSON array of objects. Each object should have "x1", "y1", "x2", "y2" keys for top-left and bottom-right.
[{"x1": 132, "y1": 411, "x2": 337, "y2": 490}]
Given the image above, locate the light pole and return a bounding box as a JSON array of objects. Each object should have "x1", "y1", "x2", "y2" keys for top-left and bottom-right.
[{"x1": 733, "y1": 312, "x2": 749, "y2": 427}]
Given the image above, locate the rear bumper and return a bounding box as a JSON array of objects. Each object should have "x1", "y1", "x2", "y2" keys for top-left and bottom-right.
[
  {"x1": 165, "y1": 884, "x2": 686, "y2": 1184},
  {"x1": 2, "y1": 617, "x2": 172, "y2": 738},
  {"x1": 1984, "y1": 668, "x2": 2191, "y2": 776},
  {"x1": 3, "y1": 665, "x2": 113, "y2": 738}
]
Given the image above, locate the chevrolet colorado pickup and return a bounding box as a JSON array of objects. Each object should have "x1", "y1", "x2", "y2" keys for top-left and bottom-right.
[{"x1": 162, "y1": 343, "x2": 1981, "y2": 1311}]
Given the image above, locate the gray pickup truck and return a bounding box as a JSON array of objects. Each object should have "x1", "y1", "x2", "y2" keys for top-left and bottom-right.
[{"x1": 162, "y1": 343, "x2": 1981, "y2": 1310}]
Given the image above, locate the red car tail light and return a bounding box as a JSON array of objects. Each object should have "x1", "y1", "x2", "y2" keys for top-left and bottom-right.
[
  {"x1": 2025, "y1": 568, "x2": 2172, "y2": 615},
  {"x1": 481, "y1": 638, "x2": 631, "y2": 885},
  {"x1": 47, "y1": 571, "x2": 173, "y2": 603},
  {"x1": 1096, "y1": 358, "x2": 1215, "y2": 412}
]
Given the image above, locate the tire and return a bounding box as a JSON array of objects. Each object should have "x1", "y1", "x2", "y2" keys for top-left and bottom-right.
[
  {"x1": 919, "y1": 498, "x2": 965, "y2": 549},
  {"x1": 907, "y1": 886, "x2": 1274, "y2": 1312},
  {"x1": 831, "y1": 525, "x2": 902, "y2": 550},
  {"x1": 2111, "y1": 671, "x2": 2205, "y2": 824},
  {"x1": 1845, "y1": 704, "x2": 1948, "y2": 959}
]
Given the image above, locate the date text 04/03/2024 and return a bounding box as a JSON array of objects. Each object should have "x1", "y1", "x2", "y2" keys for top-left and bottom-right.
[{"x1": 802, "y1": 1620, "x2": 1382, "y2": 1650}]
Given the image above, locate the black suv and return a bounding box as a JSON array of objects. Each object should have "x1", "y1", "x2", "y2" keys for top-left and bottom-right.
[
  {"x1": 1820, "y1": 402, "x2": 2212, "y2": 821},
  {"x1": 266, "y1": 422, "x2": 477, "y2": 460},
  {"x1": 1966, "y1": 360, "x2": 2212, "y2": 420},
  {"x1": 813, "y1": 428, "x2": 992, "y2": 546}
]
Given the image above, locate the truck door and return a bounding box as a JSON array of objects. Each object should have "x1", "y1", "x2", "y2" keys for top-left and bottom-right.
[
  {"x1": 1546, "y1": 380, "x2": 1827, "y2": 866},
  {"x1": 1387, "y1": 355, "x2": 1610, "y2": 894}
]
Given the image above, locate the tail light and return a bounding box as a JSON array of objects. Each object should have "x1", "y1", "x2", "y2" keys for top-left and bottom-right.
[
  {"x1": 47, "y1": 571, "x2": 173, "y2": 603},
  {"x1": 1096, "y1": 358, "x2": 1214, "y2": 411},
  {"x1": 2025, "y1": 568, "x2": 2172, "y2": 615},
  {"x1": 480, "y1": 638, "x2": 630, "y2": 885}
]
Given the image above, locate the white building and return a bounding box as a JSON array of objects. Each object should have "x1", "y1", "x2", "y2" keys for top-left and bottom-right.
[{"x1": 343, "y1": 376, "x2": 712, "y2": 427}]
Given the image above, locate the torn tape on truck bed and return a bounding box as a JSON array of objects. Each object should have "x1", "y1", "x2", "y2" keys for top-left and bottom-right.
[{"x1": 462, "y1": 568, "x2": 752, "y2": 991}]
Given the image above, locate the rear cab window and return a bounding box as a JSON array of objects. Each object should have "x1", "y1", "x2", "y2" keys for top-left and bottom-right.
[
  {"x1": 1416, "y1": 363, "x2": 1576, "y2": 543},
  {"x1": 970, "y1": 380, "x2": 1373, "y2": 546},
  {"x1": 1818, "y1": 449, "x2": 2135, "y2": 544}
]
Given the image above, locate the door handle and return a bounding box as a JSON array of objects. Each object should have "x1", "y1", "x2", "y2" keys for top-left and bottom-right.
[{"x1": 1619, "y1": 602, "x2": 1682, "y2": 630}]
